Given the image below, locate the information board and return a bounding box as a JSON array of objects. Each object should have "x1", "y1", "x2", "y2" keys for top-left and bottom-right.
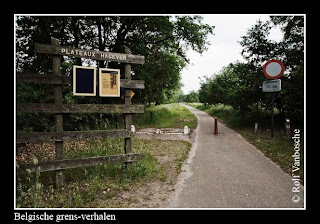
[
  {"x1": 99, "y1": 68, "x2": 120, "y2": 97},
  {"x1": 73, "y1": 66, "x2": 96, "y2": 96}
]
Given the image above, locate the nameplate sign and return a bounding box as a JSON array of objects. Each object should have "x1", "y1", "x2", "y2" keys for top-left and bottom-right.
[{"x1": 34, "y1": 43, "x2": 145, "y2": 64}]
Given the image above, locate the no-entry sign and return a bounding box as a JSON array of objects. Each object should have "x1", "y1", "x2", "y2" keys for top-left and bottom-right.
[
  {"x1": 262, "y1": 59, "x2": 284, "y2": 139},
  {"x1": 262, "y1": 59, "x2": 285, "y2": 79}
]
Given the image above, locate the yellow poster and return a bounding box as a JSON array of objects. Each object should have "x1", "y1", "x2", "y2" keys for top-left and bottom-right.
[{"x1": 99, "y1": 68, "x2": 120, "y2": 97}]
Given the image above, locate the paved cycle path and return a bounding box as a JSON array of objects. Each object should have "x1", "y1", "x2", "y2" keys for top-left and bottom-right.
[{"x1": 169, "y1": 105, "x2": 304, "y2": 208}]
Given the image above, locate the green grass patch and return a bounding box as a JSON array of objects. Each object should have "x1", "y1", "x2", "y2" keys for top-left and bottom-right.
[
  {"x1": 133, "y1": 103, "x2": 197, "y2": 129},
  {"x1": 240, "y1": 129, "x2": 304, "y2": 184}
]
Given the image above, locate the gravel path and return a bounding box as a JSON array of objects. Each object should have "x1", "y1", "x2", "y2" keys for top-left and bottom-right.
[{"x1": 169, "y1": 105, "x2": 304, "y2": 208}]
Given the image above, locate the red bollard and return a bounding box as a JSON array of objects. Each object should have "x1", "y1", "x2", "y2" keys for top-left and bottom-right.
[{"x1": 214, "y1": 117, "x2": 218, "y2": 135}]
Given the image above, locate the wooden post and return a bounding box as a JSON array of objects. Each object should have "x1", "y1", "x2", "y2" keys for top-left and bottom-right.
[
  {"x1": 285, "y1": 119, "x2": 290, "y2": 138},
  {"x1": 52, "y1": 37, "x2": 64, "y2": 189},
  {"x1": 214, "y1": 117, "x2": 218, "y2": 135},
  {"x1": 150, "y1": 111, "x2": 153, "y2": 122},
  {"x1": 124, "y1": 46, "x2": 132, "y2": 169},
  {"x1": 254, "y1": 123, "x2": 258, "y2": 134}
]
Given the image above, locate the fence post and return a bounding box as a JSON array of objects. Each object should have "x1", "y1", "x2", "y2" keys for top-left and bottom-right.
[
  {"x1": 52, "y1": 37, "x2": 64, "y2": 189},
  {"x1": 254, "y1": 123, "x2": 258, "y2": 134},
  {"x1": 124, "y1": 46, "x2": 132, "y2": 169},
  {"x1": 285, "y1": 119, "x2": 291, "y2": 138}
]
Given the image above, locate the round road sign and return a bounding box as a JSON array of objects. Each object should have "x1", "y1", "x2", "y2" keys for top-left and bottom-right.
[{"x1": 262, "y1": 59, "x2": 285, "y2": 79}]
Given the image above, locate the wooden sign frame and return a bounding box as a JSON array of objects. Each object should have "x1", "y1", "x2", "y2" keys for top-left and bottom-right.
[
  {"x1": 73, "y1": 65, "x2": 96, "y2": 96},
  {"x1": 99, "y1": 68, "x2": 121, "y2": 97}
]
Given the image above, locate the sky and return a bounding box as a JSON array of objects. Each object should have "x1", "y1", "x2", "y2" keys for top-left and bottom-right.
[{"x1": 181, "y1": 14, "x2": 283, "y2": 94}]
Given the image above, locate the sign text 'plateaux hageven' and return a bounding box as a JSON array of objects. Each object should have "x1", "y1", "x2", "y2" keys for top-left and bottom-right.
[
  {"x1": 61, "y1": 48, "x2": 127, "y2": 61},
  {"x1": 34, "y1": 43, "x2": 145, "y2": 64}
]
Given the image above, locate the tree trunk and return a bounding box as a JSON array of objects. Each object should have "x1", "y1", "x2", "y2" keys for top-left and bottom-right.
[
  {"x1": 276, "y1": 95, "x2": 286, "y2": 124},
  {"x1": 71, "y1": 17, "x2": 82, "y2": 65}
]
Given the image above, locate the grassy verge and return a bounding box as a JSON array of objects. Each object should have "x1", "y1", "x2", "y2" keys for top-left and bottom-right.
[
  {"x1": 16, "y1": 103, "x2": 196, "y2": 208},
  {"x1": 16, "y1": 138, "x2": 191, "y2": 208},
  {"x1": 132, "y1": 103, "x2": 197, "y2": 129},
  {"x1": 187, "y1": 103, "x2": 304, "y2": 184}
]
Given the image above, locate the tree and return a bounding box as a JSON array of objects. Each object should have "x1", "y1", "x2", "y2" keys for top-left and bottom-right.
[
  {"x1": 200, "y1": 62, "x2": 262, "y2": 116},
  {"x1": 239, "y1": 16, "x2": 304, "y2": 125},
  {"x1": 198, "y1": 76, "x2": 211, "y2": 104},
  {"x1": 163, "y1": 81, "x2": 184, "y2": 104},
  {"x1": 16, "y1": 16, "x2": 214, "y2": 104},
  {"x1": 183, "y1": 91, "x2": 199, "y2": 103},
  {"x1": 16, "y1": 15, "x2": 214, "y2": 131}
]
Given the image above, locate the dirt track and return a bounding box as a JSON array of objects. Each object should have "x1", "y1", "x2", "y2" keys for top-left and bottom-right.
[{"x1": 168, "y1": 105, "x2": 304, "y2": 208}]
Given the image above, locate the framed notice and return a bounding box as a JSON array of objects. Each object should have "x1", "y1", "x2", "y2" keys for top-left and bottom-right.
[
  {"x1": 99, "y1": 68, "x2": 120, "y2": 97},
  {"x1": 73, "y1": 66, "x2": 96, "y2": 96}
]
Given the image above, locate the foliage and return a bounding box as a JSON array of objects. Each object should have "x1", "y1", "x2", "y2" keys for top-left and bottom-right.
[
  {"x1": 199, "y1": 62, "x2": 263, "y2": 117},
  {"x1": 198, "y1": 16, "x2": 304, "y2": 126},
  {"x1": 182, "y1": 90, "x2": 200, "y2": 103},
  {"x1": 163, "y1": 81, "x2": 184, "y2": 104},
  {"x1": 15, "y1": 16, "x2": 214, "y2": 132},
  {"x1": 15, "y1": 16, "x2": 214, "y2": 103},
  {"x1": 239, "y1": 16, "x2": 304, "y2": 125}
]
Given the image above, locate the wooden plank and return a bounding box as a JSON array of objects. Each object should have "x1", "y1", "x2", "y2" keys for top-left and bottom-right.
[
  {"x1": 16, "y1": 129, "x2": 130, "y2": 143},
  {"x1": 17, "y1": 103, "x2": 145, "y2": 114},
  {"x1": 17, "y1": 153, "x2": 143, "y2": 173},
  {"x1": 34, "y1": 43, "x2": 145, "y2": 64},
  {"x1": 121, "y1": 79, "x2": 145, "y2": 89},
  {"x1": 16, "y1": 73, "x2": 145, "y2": 89},
  {"x1": 16, "y1": 73, "x2": 71, "y2": 84}
]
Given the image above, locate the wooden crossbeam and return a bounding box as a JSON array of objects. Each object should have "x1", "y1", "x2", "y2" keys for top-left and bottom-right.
[
  {"x1": 17, "y1": 153, "x2": 143, "y2": 173},
  {"x1": 17, "y1": 103, "x2": 144, "y2": 114},
  {"x1": 16, "y1": 129, "x2": 130, "y2": 144},
  {"x1": 16, "y1": 73, "x2": 145, "y2": 89},
  {"x1": 34, "y1": 43, "x2": 145, "y2": 64}
]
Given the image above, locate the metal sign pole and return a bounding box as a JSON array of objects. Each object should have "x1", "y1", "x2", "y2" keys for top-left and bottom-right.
[
  {"x1": 271, "y1": 92, "x2": 275, "y2": 138},
  {"x1": 262, "y1": 59, "x2": 285, "y2": 139}
]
